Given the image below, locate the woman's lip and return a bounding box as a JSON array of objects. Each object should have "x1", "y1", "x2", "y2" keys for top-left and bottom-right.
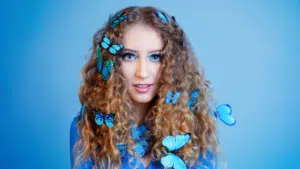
[
  {"x1": 133, "y1": 84, "x2": 153, "y2": 86},
  {"x1": 133, "y1": 84, "x2": 153, "y2": 93}
]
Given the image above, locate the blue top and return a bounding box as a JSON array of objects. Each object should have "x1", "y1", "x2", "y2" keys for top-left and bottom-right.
[{"x1": 70, "y1": 115, "x2": 217, "y2": 169}]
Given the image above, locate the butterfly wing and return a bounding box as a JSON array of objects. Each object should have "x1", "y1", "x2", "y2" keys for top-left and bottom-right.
[
  {"x1": 135, "y1": 142, "x2": 146, "y2": 157},
  {"x1": 96, "y1": 45, "x2": 103, "y2": 73},
  {"x1": 218, "y1": 114, "x2": 236, "y2": 126},
  {"x1": 101, "y1": 41, "x2": 109, "y2": 49},
  {"x1": 162, "y1": 135, "x2": 176, "y2": 151},
  {"x1": 111, "y1": 20, "x2": 120, "y2": 29},
  {"x1": 103, "y1": 34, "x2": 110, "y2": 44},
  {"x1": 101, "y1": 34, "x2": 110, "y2": 49},
  {"x1": 116, "y1": 11, "x2": 124, "y2": 18},
  {"x1": 216, "y1": 104, "x2": 236, "y2": 126},
  {"x1": 94, "y1": 112, "x2": 104, "y2": 126},
  {"x1": 173, "y1": 154, "x2": 187, "y2": 169},
  {"x1": 101, "y1": 66, "x2": 109, "y2": 81},
  {"x1": 109, "y1": 44, "x2": 124, "y2": 55},
  {"x1": 173, "y1": 133, "x2": 190, "y2": 150},
  {"x1": 102, "y1": 59, "x2": 114, "y2": 81},
  {"x1": 104, "y1": 113, "x2": 115, "y2": 128},
  {"x1": 120, "y1": 16, "x2": 128, "y2": 20},
  {"x1": 132, "y1": 125, "x2": 147, "y2": 139},
  {"x1": 112, "y1": 44, "x2": 123, "y2": 51},
  {"x1": 110, "y1": 11, "x2": 124, "y2": 24},
  {"x1": 111, "y1": 17, "x2": 128, "y2": 28},
  {"x1": 117, "y1": 144, "x2": 127, "y2": 157},
  {"x1": 162, "y1": 133, "x2": 190, "y2": 151},
  {"x1": 165, "y1": 91, "x2": 173, "y2": 104},
  {"x1": 104, "y1": 59, "x2": 114, "y2": 72},
  {"x1": 155, "y1": 10, "x2": 170, "y2": 23},
  {"x1": 161, "y1": 153, "x2": 176, "y2": 168},
  {"x1": 188, "y1": 89, "x2": 199, "y2": 110},
  {"x1": 161, "y1": 153, "x2": 187, "y2": 169},
  {"x1": 171, "y1": 92, "x2": 181, "y2": 104},
  {"x1": 190, "y1": 88, "x2": 200, "y2": 99},
  {"x1": 216, "y1": 104, "x2": 232, "y2": 115},
  {"x1": 109, "y1": 47, "x2": 117, "y2": 55}
]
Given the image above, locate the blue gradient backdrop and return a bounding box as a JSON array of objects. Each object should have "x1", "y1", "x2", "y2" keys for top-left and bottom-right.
[{"x1": 1, "y1": 0, "x2": 299, "y2": 169}]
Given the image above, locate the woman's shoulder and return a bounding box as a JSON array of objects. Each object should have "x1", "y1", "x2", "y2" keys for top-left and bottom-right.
[
  {"x1": 70, "y1": 114, "x2": 81, "y2": 141},
  {"x1": 193, "y1": 149, "x2": 218, "y2": 169}
]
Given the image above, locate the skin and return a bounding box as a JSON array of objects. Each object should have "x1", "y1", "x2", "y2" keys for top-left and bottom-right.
[{"x1": 120, "y1": 23, "x2": 163, "y2": 168}]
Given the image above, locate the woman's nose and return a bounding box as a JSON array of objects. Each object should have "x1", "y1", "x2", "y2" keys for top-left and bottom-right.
[{"x1": 135, "y1": 57, "x2": 149, "y2": 79}]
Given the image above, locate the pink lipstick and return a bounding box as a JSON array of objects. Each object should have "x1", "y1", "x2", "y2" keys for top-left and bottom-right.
[{"x1": 133, "y1": 84, "x2": 152, "y2": 93}]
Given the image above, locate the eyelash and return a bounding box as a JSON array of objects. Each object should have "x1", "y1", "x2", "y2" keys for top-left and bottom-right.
[
  {"x1": 121, "y1": 53, "x2": 137, "y2": 61},
  {"x1": 149, "y1": 54, "x2": 162, "y2": 62},
  {"x1": 121, "y1": 53, "x2": 162, "y2": 62}
]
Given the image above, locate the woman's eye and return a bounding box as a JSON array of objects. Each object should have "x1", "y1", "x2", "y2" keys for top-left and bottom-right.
[
  {"x1": 149, "y1": 54, "x2": 162, "y2": 62},
  {"x1": 121, "y1": 53, "x2": 137, "y2": 61}
]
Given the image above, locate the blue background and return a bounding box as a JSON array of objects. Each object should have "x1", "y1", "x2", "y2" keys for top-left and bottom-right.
[{"x1": 1, "y1": 0, "x2": 299, "y2": 168}]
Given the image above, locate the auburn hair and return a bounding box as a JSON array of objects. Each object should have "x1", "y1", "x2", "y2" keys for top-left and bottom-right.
[{"x1": 73, "y1": 6, "x2": 218, "y2": 169}]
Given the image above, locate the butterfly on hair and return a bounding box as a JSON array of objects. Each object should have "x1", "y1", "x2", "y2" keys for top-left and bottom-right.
[
  {"x1": 109, "y1": 11, "x2": 128, "y2": 29},
  {"x1": 96, "y1": 44, "x2": 114, "y2": 81},
  {"x1": 93, "y1": 110, "x2": 116, "y2": 128},
  {"x1": 187, "y1": 88, "x2": 200, "y2": 114},
  {"x1": 155, "y1": 10, "x2": 171, "y2": 24},
  {"x1": 165, "y1": 90, "x2": 181, "y2": 105},
  {"x1": 100, "y1": 33, "x2": 124, "y2": 55}
]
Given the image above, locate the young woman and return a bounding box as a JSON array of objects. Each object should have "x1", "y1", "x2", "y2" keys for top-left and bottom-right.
[{"x1": 70, "y1": 6, "x2": 233, "y2": 169}]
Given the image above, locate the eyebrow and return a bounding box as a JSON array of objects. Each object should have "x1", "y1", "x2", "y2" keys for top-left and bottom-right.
[{"x1": 123, "y1": 48, "x2": 162, "y2": 53}]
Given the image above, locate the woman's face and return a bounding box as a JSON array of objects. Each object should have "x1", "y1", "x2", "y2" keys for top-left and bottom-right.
[{"x1": 120, "y1": 24, "x2": 163, "y2": 104}]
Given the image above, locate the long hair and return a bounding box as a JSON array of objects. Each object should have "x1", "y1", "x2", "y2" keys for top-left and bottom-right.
[{"x1": 73, "y1": 6, "x2": 218, "y2": 169}]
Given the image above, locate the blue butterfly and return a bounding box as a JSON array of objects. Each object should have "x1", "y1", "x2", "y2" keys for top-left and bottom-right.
[
  {"x1": 101, "y1": 33, "x2": 124, "y2": 55},
  {"x1": 155, "y1": 10, "x2": 170, "y2": 23},
  {"x1": 131, "y1": 124, "x2": 147, "y2": 140},
  {"x1": 187, "y1": 88, "x2": 200, "y2": 113},
  {"x1": 117, "y1": 124, "x2": 149, "y2": 157},
  {"x1": 94, "y1": 111, "x2": 116, "y2": 128},
  {"x1": 110, "y1": 11, "x2": 128, "y2": 29},
  {"x1": 210, "y1": 104, "x2": 236, "y2": 126},
  {"x1": 130, "y1": 124, "x2": 149, "y2": 157},
  {"x1": 117, "y1": 144, "x2": 127, "y2": 157},
  {"x1": 165, "y1": 90, "x2": 181, "y2": 104},
  {"x1": 96, "y1": 44, "x2": 114, "y2": 81},
  {"x1": 161, "y1": 133, "x2": 190, "y2": 169}
]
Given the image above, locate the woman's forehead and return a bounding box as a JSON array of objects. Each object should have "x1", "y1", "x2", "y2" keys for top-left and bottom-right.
[{"x1": 122, "y1": 24, "x2": 163, "y2": 52}]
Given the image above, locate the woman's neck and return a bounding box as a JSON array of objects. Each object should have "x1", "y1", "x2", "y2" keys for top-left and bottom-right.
[{"x1": 132, "y1": 102, "x2": 150, "y2": 127}]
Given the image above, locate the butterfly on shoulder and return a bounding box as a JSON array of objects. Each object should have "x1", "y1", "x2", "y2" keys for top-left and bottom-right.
[
  {"x1": 210, "y1": 104, "x2": 236, "y2": 126},
  {"x1": 161, "y1": 133, "x2": 190, "y2": 169}
]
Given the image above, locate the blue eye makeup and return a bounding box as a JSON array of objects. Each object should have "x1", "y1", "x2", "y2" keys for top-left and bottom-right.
[
  {"x1": 121, "y1": 51, "x2": 162, "y2": 62},
  {"x1": 149, "y1": 54, "x2": 162, "y2": 62}
]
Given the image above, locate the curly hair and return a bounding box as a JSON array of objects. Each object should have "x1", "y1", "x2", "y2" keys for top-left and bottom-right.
[{"x1": 72, "y1": 6, "x2": 218, "y2": 169}]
